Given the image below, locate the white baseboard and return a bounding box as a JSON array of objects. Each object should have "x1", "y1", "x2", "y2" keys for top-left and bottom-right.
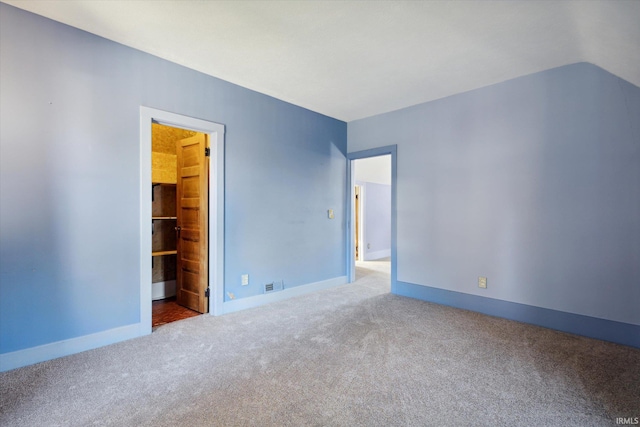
[
  {"x1": 364, "y1": 249, "x2": 391, "y2": 261},
  {"x1": 152, "y1": 280, "x2": 176, "y2": 300},
  {"x1": 0, "y1": 323, "x2": 146, "y2": 372},
  {"x1": 223, "y1": 276, "x2": 348, "y2": 314}
]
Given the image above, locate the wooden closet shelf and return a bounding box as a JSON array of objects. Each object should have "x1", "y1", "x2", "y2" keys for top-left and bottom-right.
[
  {"x1": 152, "y1": 250, "x2": 177, "y2": 257},
  {"x1": 152, "y1": 216, "x2": 177, "y2": 220}
]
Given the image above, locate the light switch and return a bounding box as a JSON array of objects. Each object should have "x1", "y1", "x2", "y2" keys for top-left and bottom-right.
[
  {"x1": 478, "y1": 276, "x2": 487, "y2": 289},
  {"x1": 328, "y1": 209, "x2": 334, "y2": 219}
]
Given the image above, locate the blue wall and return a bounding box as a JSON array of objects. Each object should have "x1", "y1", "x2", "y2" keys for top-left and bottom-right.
[
  {"x1": 0, "y1": 4, "x2": 347, "y2": 354},
  {"x1": 349, "y1": 63, "x2": 640, "y2": 342}
]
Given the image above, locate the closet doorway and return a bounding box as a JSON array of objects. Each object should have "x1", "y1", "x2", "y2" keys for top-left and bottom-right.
[
  {"x1": 151, "y1": 124, "x2": 208, "y2": 327},
  {"x1": 140, "y1": 107, "x2": 225, "y2": 333}
]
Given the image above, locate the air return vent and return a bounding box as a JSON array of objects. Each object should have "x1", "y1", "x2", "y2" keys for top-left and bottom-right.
[{"x1": 264, "y1": 280, "x2": 283, "y2": 294}]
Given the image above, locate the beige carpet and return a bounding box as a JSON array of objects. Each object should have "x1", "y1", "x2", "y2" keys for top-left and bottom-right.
[{"x1": 1, "y1": 259, "x2": 638, "y2": 426}]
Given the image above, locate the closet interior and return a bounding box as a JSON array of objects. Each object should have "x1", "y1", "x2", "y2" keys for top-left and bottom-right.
[{"x1": 151, "y1": 123, "x2": 201, "y2": 327}]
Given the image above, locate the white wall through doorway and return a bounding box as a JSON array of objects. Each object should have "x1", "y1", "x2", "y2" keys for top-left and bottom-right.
[{"x1": 354, "y1": 155, "x2": 391, "y2": 261}]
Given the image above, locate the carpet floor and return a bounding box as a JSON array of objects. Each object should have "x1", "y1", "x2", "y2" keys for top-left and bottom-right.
[{"x1": 1, "y1": 259, "x2": 638, "y2": 426}]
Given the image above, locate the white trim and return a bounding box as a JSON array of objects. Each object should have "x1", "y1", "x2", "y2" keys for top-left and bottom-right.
[
  {"x1": 348, "y1": 161, "x2": 356, "y2": 282},
  {"x1": 140, "y1": 110, "x2": 153, "y2": 336},
  {"x1": 0, "y1": 323, "x2": 143, "y2": 372},
  {"x1": 152, "y1": 280, "x2": 177, "y2": 300},
  {"x1": 140, "y1": 106, "x2": 225, "y2": 324},
  {"x1": 209, "y1": 125, "x2": 225, "y2": 316},
  {"x1": 364, "y1": 249, "x2": 391, "y2": 261},
  {"x1": 222, "y1": 276, "x2": 348, "y2": 314}
]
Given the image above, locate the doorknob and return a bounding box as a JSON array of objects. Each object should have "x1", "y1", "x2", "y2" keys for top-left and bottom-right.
[{"x1": 175, "y1": 226, "x2": 181, "y2": 237}]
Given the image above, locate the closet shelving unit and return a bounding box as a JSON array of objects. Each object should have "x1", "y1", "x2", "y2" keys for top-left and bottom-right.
[{"x1": 152, "y1": 183, "x2": 177, "y2": 291}]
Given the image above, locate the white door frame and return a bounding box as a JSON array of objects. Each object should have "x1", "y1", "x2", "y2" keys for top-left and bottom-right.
[{"x1": 139, "y1": 107, "x2": 225, "y2": 334}]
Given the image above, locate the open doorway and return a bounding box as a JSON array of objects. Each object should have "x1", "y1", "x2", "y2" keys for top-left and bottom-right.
[
  {"x1": 151, "y1": 123, "x2": 207, "y2": 327},
  {"x1": 352, "y1": 155, "x2": 392, "y2": 285},
  {"x1": 140, "y1": 107, "x2": 225, "y2": 334},
  {"x1": 347, "y1": 146, "x2": 397, "y2": 291}
]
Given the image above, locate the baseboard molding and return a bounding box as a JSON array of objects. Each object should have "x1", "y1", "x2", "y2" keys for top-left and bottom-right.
[
  {"x1": 394, "y1": 281, "x2": 640, "y2": 349},
  {"x1": 223, "y1": 276, "x2": 348, "y2": 314},
  {"x1": 364, "y1": 249, "x2": 391, "y2": 261},
  {"x1": 11, "y1": 277, "x2": 629, "y2": 372},
  {"x1": 0, "y1": 323, "x2": 145, "y2": 372},
  {"x1": 152, "y1": 280, "x2": 176, "y2": 301}
]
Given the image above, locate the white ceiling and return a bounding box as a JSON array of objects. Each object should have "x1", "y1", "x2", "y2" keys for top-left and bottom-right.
[{"x1": 4, "y1": 0, "x2": 639, "y2": 122}]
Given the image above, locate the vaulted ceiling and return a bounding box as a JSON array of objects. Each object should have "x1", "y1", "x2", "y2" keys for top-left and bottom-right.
[{"x1": 4, "y1": 0, "x2": 639, "y2": 122}]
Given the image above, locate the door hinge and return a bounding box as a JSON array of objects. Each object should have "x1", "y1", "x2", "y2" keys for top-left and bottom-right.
[
  {"x1": 205, "y1": 147, "x2": 211, "y2": 157},
  {"x1": 205, "y1": 287, "x2": 210, "y2": 298}
]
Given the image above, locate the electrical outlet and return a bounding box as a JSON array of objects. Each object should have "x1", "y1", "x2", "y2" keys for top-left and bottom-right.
[
  {"x1": 241, "y1": 274, "x2": 249, "y2": 286},
  {"x1": 478, "y1": 276, "x2": 487, "y2": 289},
  {"x1": 328, "y1": 209, "x2": 334, "y2": 219}
]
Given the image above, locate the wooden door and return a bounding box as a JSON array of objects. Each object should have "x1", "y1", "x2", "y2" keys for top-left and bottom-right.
[{"x1": 176, "y1": 134, "x2": 209, "y2": 313}]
